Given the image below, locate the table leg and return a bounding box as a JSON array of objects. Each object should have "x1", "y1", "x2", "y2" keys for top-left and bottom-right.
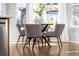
[
  {"x1": 42, "y1": 24, "x2": 48, "y2": 32},
  {"x1": 42, "y1": 36, "x2": 51, "y2": 48}
]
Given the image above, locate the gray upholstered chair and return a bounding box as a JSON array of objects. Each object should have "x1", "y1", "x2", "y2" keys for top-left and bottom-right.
[
  {"x1": 44, "y1": 24, "x2": 65, "y2": 48},
  {"x1": 23, "y1": 24, "x2": 51, "y2": 49},
  {"x1": 16, "y1": 24, "x2": 25, "y2": 46}
]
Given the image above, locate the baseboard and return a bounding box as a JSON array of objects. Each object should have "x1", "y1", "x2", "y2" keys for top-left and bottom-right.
[
  {"x1": 10, "y1": 41, "x2": 24, "y2": 44},
  {"x1": 10, "y1": 40, "x2": 69, "y2": 44},
  {"x1": 68, "y1": 41, "x2": 79, "y2": 44},
  {"x1": 10, "y1": 40, "x2": 79, "y2": 45}
]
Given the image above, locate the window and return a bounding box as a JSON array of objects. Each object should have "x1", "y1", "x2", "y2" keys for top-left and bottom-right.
[
  {"x1": 72, "y1": 3, "x2": 79, "y2": 25},
  {"x1": 45, "y1": 3, "x2": 58, "y2": 24},
  {"x1": 0, "y1": 3, "x2": 3, "y2": 15},
  {"x1": 33, "y1": 3, "x2": 58, "y2": 24}
]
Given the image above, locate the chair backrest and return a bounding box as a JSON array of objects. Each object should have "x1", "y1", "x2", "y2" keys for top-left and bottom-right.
[
  {"x1": 25, "y1": 24, "x2": 43, "y2": 37},
  {"x1": 54, "y1": 24, "x2": 65, "y2": 36},
  {"x1": 16, "y1": 24, "x2": 25, "y2": 35}
]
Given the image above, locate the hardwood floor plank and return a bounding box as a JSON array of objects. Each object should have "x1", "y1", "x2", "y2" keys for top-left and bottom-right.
[{"x1": 10, "y1": 42, "x2": 79, "y2": 56}]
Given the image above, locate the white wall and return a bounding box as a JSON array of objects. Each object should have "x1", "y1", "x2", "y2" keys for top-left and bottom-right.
[
  {"x1": 58, "y1": 3, "x2": 69, "y2": 42},
  {"x1": 6, "y1": 3, "x2": 19, "y2": 43},
  {"x1": 26, "y1": 3, "x2": 34, "y2": 24}
]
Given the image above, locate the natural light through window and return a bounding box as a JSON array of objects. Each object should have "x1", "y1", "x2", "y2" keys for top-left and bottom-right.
[{"x1": 0, "y1": 3, "x2": 3, "y2": 15}]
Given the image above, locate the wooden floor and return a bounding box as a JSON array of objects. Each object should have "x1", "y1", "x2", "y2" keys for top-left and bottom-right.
[{"x1": 10, "y1": 42, "x2": 79, "y2": 56}]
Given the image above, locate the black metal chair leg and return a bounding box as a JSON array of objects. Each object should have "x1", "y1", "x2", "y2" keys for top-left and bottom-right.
[
  {"x1": 32, "y1": 39, "x2": 36, "y2": 49},
  {"x1": 45, "y1": 38, "x2": 46, "y2": 47},
  {"x1": 57, "y1": 37, "x2": 61, "y2": 49},
  {"x1": 23, "y1": 38, "x2": 28, "y2": 50},
  {"x1": 26, "y1": 38, "x2": 32, "y2": 45},
  {"x1": 37, "y1": 38, "x2": 40, "y2": 49},
  {"x1": 43, "y1": 36, "x2": 51, "y2": 48},
  {"x1": 29, "y1": 38, "x2": 31, "y2": 48},
  {"x1": 41, "y1": 37, "x2": 43, "y2": 47},
  {"x1": 16, "y1": 35, "x2": 21, "y2": 46},
  {"x1": 59, "y1": 36, "x2": 63, "y2": 47},
  {"x1": 23, "y1": 38, "x2": 31, "y2": 49},
  {"x1": 22, "y1": 36, "x2": 24, "y2": 46},
  {"x1": 48, "y1": 37, "x2": 51, "y2": 43}
]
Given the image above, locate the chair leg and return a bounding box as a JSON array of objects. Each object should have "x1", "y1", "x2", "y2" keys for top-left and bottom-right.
[
  {"x1": 42, "y1": 36, "x2": 51, "y2": 48},
  {"x1": 59, "y1": 36, "x2": 63, "y2": 47},
  {"x1": 23, "y1": 38, "x2": 28, "y2": 50},
  {"x1": 45, "y1": 38, "x2": 46, "y2": 47},
  {"x1": 32, "y1": 38, "x2": 36, "y2": 49},
  {"x1": 37, "y1": 38, "x2": 40, "y2": 49},
  {"x1": 26, "y1": 38, "x2": 32, "y2": 45},
  {"x1": 16, "y1": 35, "x2": 21, "y2": 46},
  {"x1": 22, "y1": 36, "x2": 24, "y2": 46},
  {"x1": 48, "y1": 37, "x2": 51, "y2": 43},
  {"x1": 23, "y1": 38, "x2": 31, "y2": 49},
  {"x1": 41, "y1": 37, "x2": 43, "y2": 47},
  {"x1": 57, "y1": 37, "x2": 61, "y2": 49},
  {"x1": 29, "y1": 38, "x2": 31, "y2": 48}
]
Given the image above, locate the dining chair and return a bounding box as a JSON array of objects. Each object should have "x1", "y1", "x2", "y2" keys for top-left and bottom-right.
[
  {"x1": 16, "y1": 24, "x2": 25, "y2": 46},
  {"x1": 44, "y1": 24, "x2": 65, "y2": 48},
  {"x1": 23, "y1": 24, "x2": 51, "y2": 49}
]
